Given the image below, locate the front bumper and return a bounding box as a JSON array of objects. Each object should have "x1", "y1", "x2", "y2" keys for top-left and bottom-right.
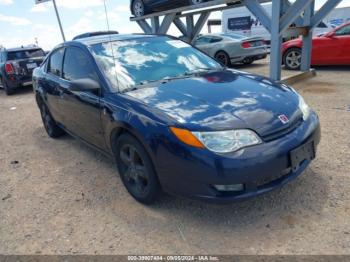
[{"x1": 154, "y1": 111, "x2": 321, "y2": 203}]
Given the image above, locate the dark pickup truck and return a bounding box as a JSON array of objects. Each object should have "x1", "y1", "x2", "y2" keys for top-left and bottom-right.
[{"x1": 0, "y1": 47, "x2": 46, "y2": 95}]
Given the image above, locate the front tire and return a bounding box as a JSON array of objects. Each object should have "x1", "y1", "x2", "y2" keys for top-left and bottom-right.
[
  {"x1": 283, "y1": 47, "x2": 302, "y2": 70},
  {"x1": 115, "y1": 134, "x2": 161, "y2": 205},
  {"x1": 215, "y1": 51, "x2": 231, "y2": 67},
  {"x1": 132, "y1": 0, "x2": 145, "y2": 17},
  {"x1": 40, "y1": 103, "x2": 65, "y2": 138}
]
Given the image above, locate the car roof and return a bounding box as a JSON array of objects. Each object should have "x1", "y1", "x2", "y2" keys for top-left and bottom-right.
[
  {"x1": 73, "y1": 34, "x2": 160, "y2": 46},
  {"x1": 5, "y1": 46, "x2": 43, "y2": 52},
  {"x1": 73, "y1": 30, "x2": 119, "y2": 40}
]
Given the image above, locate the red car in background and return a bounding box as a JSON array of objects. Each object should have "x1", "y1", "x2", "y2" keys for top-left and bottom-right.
[{"x1": 282, "y1": 22, "x2": 350, "y2": 70}]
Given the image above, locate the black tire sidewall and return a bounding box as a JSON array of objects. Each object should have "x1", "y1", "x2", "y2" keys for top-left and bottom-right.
[
  {"x1": 116, "y1": 134, "x2": 161, "y2": 204},
  {"x1": 2, "y1": 78, "x2": 15, "y2": 95},
  {"x1": 40, "y1": 103, "x2": 64, "y2": 138}
]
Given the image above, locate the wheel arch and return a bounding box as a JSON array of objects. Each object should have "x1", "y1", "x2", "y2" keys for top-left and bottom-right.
[
  {"x1": 282, "y1": 46, "x2": 301, "y2": 65},
  {"x1": 108, "y1": 121, "x2": 157, "y2": 165}
]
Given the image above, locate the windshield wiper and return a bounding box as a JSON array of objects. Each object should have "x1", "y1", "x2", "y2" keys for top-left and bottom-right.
[{"x1": 183, "y1": 67, "x2": 223, "y2": 76}]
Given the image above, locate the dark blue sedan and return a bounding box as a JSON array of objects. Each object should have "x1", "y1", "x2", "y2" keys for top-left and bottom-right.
[
  {"x1": 32, "y1": 34, "x2": 320, "y2": 204},
  {"x1": 131, "y1": 0, "x2": 207, "y2": 17}
]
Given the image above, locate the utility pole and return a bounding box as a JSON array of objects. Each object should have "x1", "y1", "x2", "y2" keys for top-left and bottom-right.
[
  {"x1": 35, "y1": 0, "x2": 66, "y2": 42},
  {"x1": 52, "y1": 0, "x2": 66, "y2": 42}
]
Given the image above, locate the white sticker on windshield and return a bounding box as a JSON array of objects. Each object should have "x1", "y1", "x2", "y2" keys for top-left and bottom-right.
[{"x1": 167, "y1": 40, "x2": 190, "y2": 49}]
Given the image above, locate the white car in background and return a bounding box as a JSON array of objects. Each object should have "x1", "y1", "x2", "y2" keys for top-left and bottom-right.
[{"x1": 193, "y1": 33, "x2": 268, "y2": 66}]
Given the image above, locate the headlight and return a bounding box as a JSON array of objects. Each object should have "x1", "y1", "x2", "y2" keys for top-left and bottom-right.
[
  {"x1": 192, "y1": 129, "x2": 262, "y2": 153},
  {"x1": 298, "y1": 95, "x2": 310, "y2": 120}
]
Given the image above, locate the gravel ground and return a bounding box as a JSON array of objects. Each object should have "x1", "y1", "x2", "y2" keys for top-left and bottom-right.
[{"x1": 0, "y1": 59, "x2": 349, "y2": 255}]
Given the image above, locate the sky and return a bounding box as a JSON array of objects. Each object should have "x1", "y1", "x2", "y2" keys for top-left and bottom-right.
[{"x1": 0, "y1": 0, "x2": 349, "y2": 50}]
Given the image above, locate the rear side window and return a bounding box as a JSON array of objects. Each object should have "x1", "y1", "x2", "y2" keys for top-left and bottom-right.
[
  {"x1": 209, "y1": 36, "x2": 223, "y2": 43},
  {"x1": 336, "y1": 25, "x2": 350, "y2": 36},
  {"x1": 48, "y1": 48, "x2": 64, "y2": 77},
  {"x1": 62, "y1": 47, "x2": 98, "y2": 81},
  {"x1": 7, "y1": 49, "x2": 45, "y2": 60},
  {"x1": 195, "y1": 37, "x2": 211, "y2": 45}
]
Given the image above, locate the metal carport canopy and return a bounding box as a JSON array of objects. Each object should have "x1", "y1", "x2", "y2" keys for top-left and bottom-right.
[{"x1": 130, "y1": 0, "x2": 342, "y2": 81}]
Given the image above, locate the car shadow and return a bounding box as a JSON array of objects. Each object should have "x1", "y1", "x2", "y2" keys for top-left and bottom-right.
[
  {"x1": 312, "y1": 65, "x2": 350, "y2": 72},
  {"x1": 0, "y1": 85, "x2": 33, "y2": 97}
]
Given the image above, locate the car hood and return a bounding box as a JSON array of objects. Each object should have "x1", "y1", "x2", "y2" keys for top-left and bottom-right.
[{"x1": 126, "y1": 70, "x2": 302, "y2": 136}]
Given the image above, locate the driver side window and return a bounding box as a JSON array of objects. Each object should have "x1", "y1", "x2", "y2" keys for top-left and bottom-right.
[
  {"x1": 62, "y1": 47, "x2": 98, "y2": 82},
  {"x1": 335, "y1": 25, "x2": 350, "y2": 36}
]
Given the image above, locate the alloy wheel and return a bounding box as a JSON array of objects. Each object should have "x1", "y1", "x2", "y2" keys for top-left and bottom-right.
[
  {"x1": 119, "y1": 144, "x2": 149, "y2": 197},
  {"x1": 285, "y1": 50, "x2": 302, "y2": 70},
  {"x1": 133, "y1": 0, "x2": 145, "y2": 17},
  {"x1": 215, "y1": 51, "x2": 230, "y2": 66}
]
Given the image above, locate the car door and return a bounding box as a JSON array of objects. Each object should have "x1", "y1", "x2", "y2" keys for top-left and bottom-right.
[
  {"x1": 311, "y1": 36, "x2": 341, "y2": 65},
  {"x1": 195, "y1": 36, "x2": 214, "y2": 56},
  {"x1": 43, "y1": 48, "x2": 65, "y2": 123},
  {"x1": 59, "y1": 46, "x2": 106, "y2": 150},
  {"x1": 333, "y1": 24, "x2": 350, "y2": 64}
]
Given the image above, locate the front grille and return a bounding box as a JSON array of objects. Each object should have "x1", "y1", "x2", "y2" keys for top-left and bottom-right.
[{"x1": 262, "y1": 117, "x2": 303, "y2": 142}]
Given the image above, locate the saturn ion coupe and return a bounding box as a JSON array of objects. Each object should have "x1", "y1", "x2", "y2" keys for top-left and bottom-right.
[{"x1": 32, "y1": 34, "x2": 320, "y2": 204}]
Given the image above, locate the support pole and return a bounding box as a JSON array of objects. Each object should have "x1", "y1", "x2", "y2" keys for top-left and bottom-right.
[
  {"x1": 301, "y1": 0, "x2": 314, "y2": 71},
  {"x1": 191, "y1": 12, "x2": 210, "y2": 44},
  {"x1": 270, "y1": 0, "x2": 283, "y2": 80},
  {"x1": 151, "y1": 17, "x2": 160, "y2": 34},
  {"x1": 52, "y1": 0, "x2": 66, "y2": 42}
]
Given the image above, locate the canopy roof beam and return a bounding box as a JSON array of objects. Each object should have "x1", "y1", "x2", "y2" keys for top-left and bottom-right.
[{"x1": 131, "y1": 0, "x2": 341, "y2": 81}]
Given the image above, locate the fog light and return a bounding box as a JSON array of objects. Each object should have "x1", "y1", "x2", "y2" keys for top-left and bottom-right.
[{"x1": 213, "y1": 184, "x2": 244, "y2": 192}]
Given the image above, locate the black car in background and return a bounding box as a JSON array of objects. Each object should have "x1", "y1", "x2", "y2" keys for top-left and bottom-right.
[
  {"x1": 0, "y1": 47, "x2": 46, "y2": 95},
  {"x1": 131, "y1": 0, "x2": 207, "y2": 17}
]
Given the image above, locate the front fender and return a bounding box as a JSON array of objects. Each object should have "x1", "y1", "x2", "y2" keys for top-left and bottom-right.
[{"x1": 101, "y1": 98, "x2": 169, "y2": 165}]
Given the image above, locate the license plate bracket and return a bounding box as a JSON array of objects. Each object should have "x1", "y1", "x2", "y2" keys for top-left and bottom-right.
[
  {"x1": 26, "y1": 63, "x2": 37, "y2": 69},
  {"x1": 290, "y1": 141, "x2": 315, "y2": 171}
]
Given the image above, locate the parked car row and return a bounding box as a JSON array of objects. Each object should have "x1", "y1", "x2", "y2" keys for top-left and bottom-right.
[{"x1": 31, "y1": 33, "x2": 321, "y2": 204}]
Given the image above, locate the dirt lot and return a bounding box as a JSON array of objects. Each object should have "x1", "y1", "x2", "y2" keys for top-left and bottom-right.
[{"x1": 0, "y1": 59, "x2": 349, "y2": 255}]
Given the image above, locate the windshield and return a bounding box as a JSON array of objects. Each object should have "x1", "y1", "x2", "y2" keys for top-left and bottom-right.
[
  {"x1": 91, "y1": 36, "x2": 222, "y2": 92},
  {"x1": 7, "y1": 49, "x2": 45, "y2": 60}
]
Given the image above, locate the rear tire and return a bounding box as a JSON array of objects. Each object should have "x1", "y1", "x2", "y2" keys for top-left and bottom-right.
[
  {"x1": 40, "y1": 103, "x2": 65, "y2": 138},
  {"x1": 283, "y1": 47, "x2": 302, "y2": 70},
  {"x1": 242, "y1": 58, "x2": 254, "y2": 65},
  {"x1": 2, "y1": 79, "x2": 15, "y2": 96},
  {"x1": 215, "y1": 51, "x2": 231, "y2": 67},
  {"x1": 115, "y1": 133, "x2": 161, "y2": 205}
]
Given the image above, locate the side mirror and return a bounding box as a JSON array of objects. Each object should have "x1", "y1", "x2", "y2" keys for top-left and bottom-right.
[{"x1": 69, "y1": 78, "x2": 100, "y2": 92}]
